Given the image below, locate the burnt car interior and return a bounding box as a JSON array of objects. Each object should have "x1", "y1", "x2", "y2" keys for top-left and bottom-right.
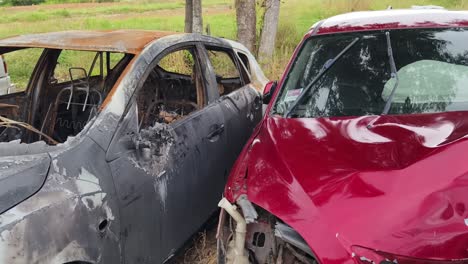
[
  {"x1": 206, "y1": 46, "x2": 245, "y2": 96},
  {"x1": 0, "y1": 47, "x2": 133, "y2": 145},
  {"x1": 0, "y1": 44, "x2": 251, "y2": 145},
  {"x1": 137, "y1": 47, "x2": 206, "y2": 128},
  {"x1": 137, "y1": 46, "x2": 248, "y2": 128}
]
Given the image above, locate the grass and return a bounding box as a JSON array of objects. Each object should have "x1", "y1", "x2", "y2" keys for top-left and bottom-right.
[
  {"x1": 0, "y1": 2, "x2": 185, "y2": 24},
  {"x1": 1, "y1": 0, "x2": 468, "y2": 82},
  {"x1": 171, "y1": 230, "x2": 217, "y2": 264}
]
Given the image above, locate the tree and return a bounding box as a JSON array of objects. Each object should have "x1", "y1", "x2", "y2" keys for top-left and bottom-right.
[
  {"x1": 235, "y1": 0, "x2": 256, "y2": 53},
  {"x1": 185, "y1": 0, "x2": 203, "y2": 33},
  {"x1": 258, "y1": 0, "x2": 280, "y2": 62},
  {"x1": 192, "y1": 0, "x2": 203, "y2": 33},
  {"x1": 185, "y1": 0, "x2": 193, "y2": 33}
]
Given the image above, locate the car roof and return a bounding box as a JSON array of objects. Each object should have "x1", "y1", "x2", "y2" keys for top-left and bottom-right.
[
  {"x1": 311, "y1": 9, "x2": 468, "y2": 35},
  {"x1": 0, "y1": 30, "x2": 182, "y2": 54}
]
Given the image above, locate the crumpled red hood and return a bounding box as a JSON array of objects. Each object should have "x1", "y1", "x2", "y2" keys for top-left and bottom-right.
[{"x1": 242, "y1": 112, "x2": 468, "y2": 261}]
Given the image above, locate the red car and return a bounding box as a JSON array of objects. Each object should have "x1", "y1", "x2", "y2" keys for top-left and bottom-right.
[{"x1": 217, "y1": 7, "x2": 468, "y2": 264}]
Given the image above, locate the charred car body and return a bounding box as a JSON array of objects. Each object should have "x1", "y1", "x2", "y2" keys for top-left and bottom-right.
[
  {"x1": 217, "y1": 8, "x2": 468, "y2": 264},
  {"x1": 0, "y1": 30, "x2": 267, "y2": 263}
]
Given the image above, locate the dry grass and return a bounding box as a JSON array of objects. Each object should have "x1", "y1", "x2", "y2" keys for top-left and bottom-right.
[
  {"x1": 262, "y1": 46, "x2": 295, "y2": 81},
  {"x1": 170, "y1": 229, "x2": 218, "y2": 264},
  {"x1": 257, "y1": 22, "x2": 301, "y2": 80}
]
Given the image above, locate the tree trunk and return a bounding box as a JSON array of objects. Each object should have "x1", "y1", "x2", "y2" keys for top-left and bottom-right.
[
  {"x1": 235, "y1": 0, "x2": 256, "y2": 53},
  {"x1": 258, "y1": 0, "x2": 280, "y2": 62},
  {"x1": 192, "y1": 0, "x2": 203, "y2": 33},
  {"x1": 185, "y1": 0, "x2": 193, "y2": 33}
]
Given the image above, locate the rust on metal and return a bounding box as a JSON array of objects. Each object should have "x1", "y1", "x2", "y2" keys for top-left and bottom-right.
[
  {"x1": 0, "y1": 30, "x2": 181, "y2": 54},
  {"x1": 100, "y1": 56, "x2": 137, "y2": 109}
]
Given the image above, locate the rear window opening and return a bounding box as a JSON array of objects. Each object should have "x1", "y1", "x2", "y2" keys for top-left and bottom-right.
[{"x1": 0, "y1": 48, "x2": 133, "y2": 145}]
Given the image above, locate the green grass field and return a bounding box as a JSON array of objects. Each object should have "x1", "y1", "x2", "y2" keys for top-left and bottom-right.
[{"x1": 1, "y1": 0, "x2": 468, "y2": 79}]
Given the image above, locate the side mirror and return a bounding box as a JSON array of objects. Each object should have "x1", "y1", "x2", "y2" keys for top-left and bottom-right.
[{"x1": 262, "y1": 81, "x2": 278, "y2": 105}]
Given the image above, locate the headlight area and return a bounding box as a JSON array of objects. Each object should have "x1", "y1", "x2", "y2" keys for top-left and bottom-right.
[
  {"x1": 217, "y1": 196, "x2": 318, "y2": 264},
  {"x1": 352, "y1": 246, "x2": 468, "y2": 264}
]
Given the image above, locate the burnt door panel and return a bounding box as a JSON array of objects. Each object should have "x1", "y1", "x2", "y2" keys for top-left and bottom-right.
[
  {"x1": 107, "y1": 103, "x2": 219, "y2": 264},
  {"x1": 203, "y1": 46, "x2": 262, "y2": 168},
  {"x1": 107, "y1": 43, "x2": 229, "y2": 263},
  {"x1": 107, "y1": 104, "x2": 164, "y2": 264},
  {"x1": 159, "y1": 102, "x2": 227, "y2": 257},
  {"x1": 108, "y1": 158, "x2": 164, "y2": 263},
  {"x1": 219, "y1": 86, "x2": 261, "y2": 167}
]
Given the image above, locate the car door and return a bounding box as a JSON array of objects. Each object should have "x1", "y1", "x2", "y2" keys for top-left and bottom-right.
[
  {"x1": 107, "y1": 42, "x2": 227, "y2": 263},
  {"x1": 204, "y1": 45, "x2": 262, "y2": 169}
]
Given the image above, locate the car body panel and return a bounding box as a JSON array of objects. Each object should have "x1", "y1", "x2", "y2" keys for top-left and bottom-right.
[
  {"x1": 0, "y1": 137, "x2": 121, "y2": 264},
  {"x1": 310, "y1": 10, "x2": 468, "y2": 35},
  {"x1": 227, "y1": 113, "x2": 468, "y2": 262},
  {"x1": 0, "y1": 75, "x2": 11, "y2": 95},
  {"x1": 0, "y1": 56, "x2": 11, "y2": 95},
  {"x1": 0, "y1": 30, "x2": 178, "y2": 54}
]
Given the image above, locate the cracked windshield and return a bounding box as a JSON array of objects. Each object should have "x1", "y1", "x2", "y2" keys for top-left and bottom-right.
[{"x1": 274, "y1": 28, "x2": 468, "y2": 118}]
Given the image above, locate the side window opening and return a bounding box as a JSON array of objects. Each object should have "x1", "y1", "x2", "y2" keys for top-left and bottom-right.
[
  {"x1": 108, "y1": 52, "x2": 126, "y2": 71},
  {"x1": 53, "y1": 50, "x2": 104, "y2": 84},
  {"x1": 0, "y1": 48, "x2": 44, "y2": 94},
  {"x1": 137, "y1": 47, "x2": 205, "y2": 129},
  {"x1": 52, "y1": 51, "x2": 127, "y2": 86},
  {"x1": 236, "y1": 51, "x2": 251, "y2": 80},
  {"x1": 206, "y1": 47, "x2": 244, "y2": 96},
  {"x1": 41, "y1": 50, "x2": 131, "y2": 143},
  {"x1": 0, "y1": 48, "x2": 133, "y2": 145}
]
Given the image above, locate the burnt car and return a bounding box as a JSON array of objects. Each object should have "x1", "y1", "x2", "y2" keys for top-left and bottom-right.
[
  {"x1": 0, "y1": 30, "x2": 267, "y2": 263},
  {"x1": 217, "y1": 8, "x2": 468, "y2": 264}
]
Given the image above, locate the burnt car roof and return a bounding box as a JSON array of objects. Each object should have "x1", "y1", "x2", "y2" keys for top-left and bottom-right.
[
  {"x1": 0, "y1": 30, "x2": 181, "y2": 54},
  {"x1": 311, "y1": 9, "x2": 468, "y2": 35}
]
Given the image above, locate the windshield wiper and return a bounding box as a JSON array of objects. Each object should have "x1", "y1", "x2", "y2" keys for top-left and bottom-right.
[
  {"x1": 284, "y1": 37, "x2": 360, "y2": 118},
  {"x1": 382, "y1": 31, "x2": 399, "y2": 115}
]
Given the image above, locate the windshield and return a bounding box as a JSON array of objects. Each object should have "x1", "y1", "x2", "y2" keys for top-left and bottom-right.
[{"x1": 273, "y1": 28, "x2": 468, "y2": 118}]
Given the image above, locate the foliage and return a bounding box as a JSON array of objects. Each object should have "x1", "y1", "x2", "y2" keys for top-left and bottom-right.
[{"x1": 4, "y1": 0, "x2": 45, "y2": 6}]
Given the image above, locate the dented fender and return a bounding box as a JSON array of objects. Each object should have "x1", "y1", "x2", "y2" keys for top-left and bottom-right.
[{"x1": 225, "y1": 113, "x2": 468, "y2": 263}]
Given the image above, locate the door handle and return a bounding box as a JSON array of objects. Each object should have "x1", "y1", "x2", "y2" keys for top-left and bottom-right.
[{"x1": 207, "y1": 124, "x2": 225, "y2": 140}]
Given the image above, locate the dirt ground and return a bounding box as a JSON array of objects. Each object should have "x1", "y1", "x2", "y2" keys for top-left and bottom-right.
[{"x1": 169, "y1": 218, "x2": 218, "y2": 264}]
